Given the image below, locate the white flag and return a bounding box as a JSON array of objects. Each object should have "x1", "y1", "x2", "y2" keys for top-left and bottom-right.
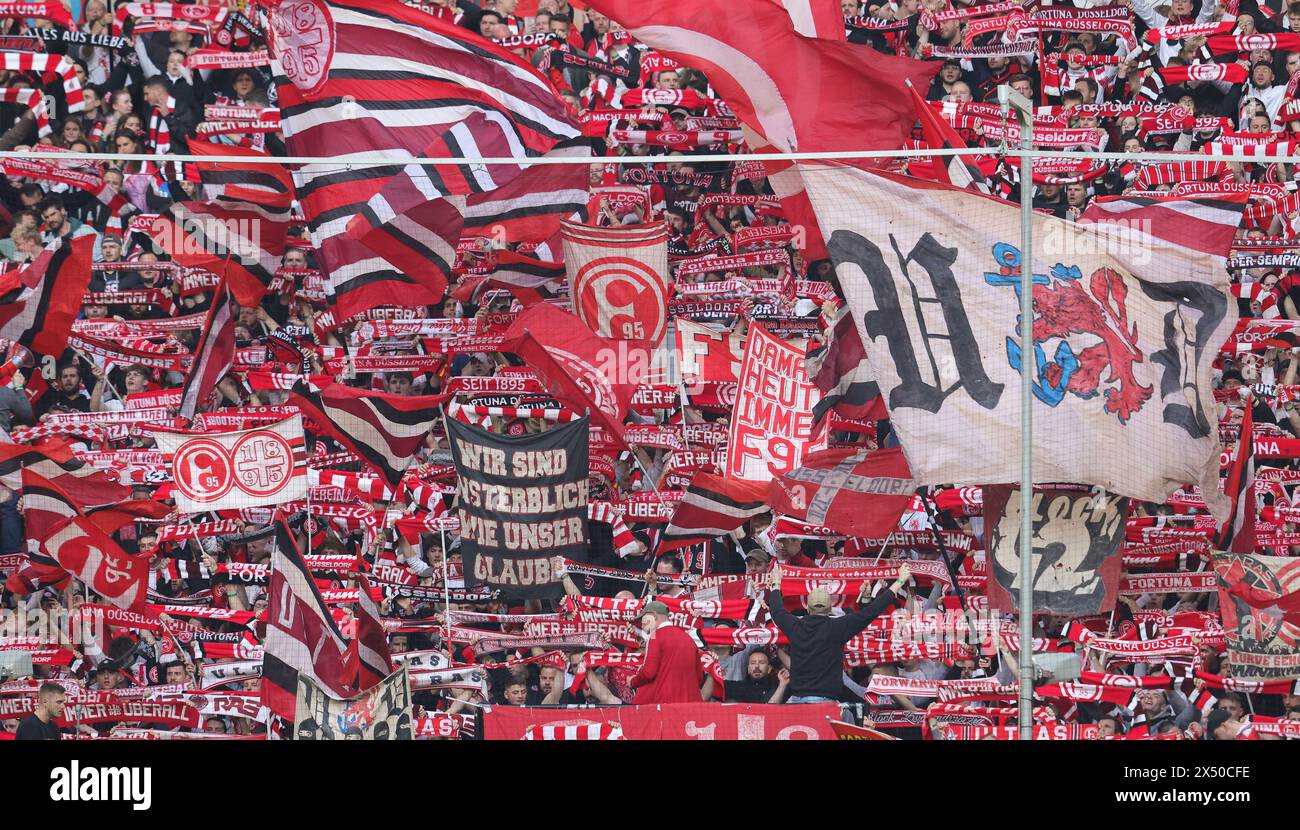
[
  {"x1": 801, "y1": 166, "x2": 1243, "y2": 519},
  {"x1": 151, "y1": 415, "x2": 308, "y2": 512}
]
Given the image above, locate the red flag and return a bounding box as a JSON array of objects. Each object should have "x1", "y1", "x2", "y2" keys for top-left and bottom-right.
[
  {"x1": 462, "y1": 142, "x2": 592, "y2": 242},
  {"x1": 767, "y1": 446, "x2": 915, "y2": 538},
  {"x1": 677, "y1": 319, "x2": 742, "y2": 384},
  {"x1": 582, "y1": 0, "x2": 938, "y2": 152},
  {"x1": 1219, "y1": 398, "x2": 1257, "y2": 554},
  {"x1": 805, "y1": 305, "x2": 885, "y2": 430},
  {"x1": 41, "y1": 515, "x2": 152, "y2": 613},
  {"x1": 1079, "y1": 192, "x2": 1248, "y2": 258},
  {"x1": 0, "y1": 234, "x2": 94, "y2": 358},
  {"x1": 500, "y1": 303, "x2": 644, "y2": 448},
  {"x1": 287, "y1": 382, "x2": 449, "y2": 488},
  {"x1": 184, "y1": 137, "x2": 295, "y2": 210},
  {"x1": 767, "y1": 0, "x2": 847, "y2": 40},
  {"x1": 262, "y1": 521, "x2": 355, "y2": 720},
  {"x1": 178, "y1": 281, "x2": 235, "y2": 421},
  {"x1": 353, "y1": 573, "x2": 392, "y2": 690},
  {"x1": 660, "y1": 470, "x2": 769, "y2": 552},
  {"x1": 270, "y1": 0, "x2": 578, "y2": 321},
  {"x1": 148, "y1": 211, "x2": 283, "y2": 310},
  {"x1": 562, "y1": 219, "x2": 670, "y2": 345},
  {"x1": 451, "y1": 250, "x2": 565, "y2": 307},
  {"x1": 907, "y1": 80, "x2": 980, "y2": 188}
]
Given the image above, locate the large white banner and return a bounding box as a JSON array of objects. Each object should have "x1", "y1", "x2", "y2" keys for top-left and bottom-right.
[
  {"x1": 151, "y1": 415, "x2": 308, "y2": 513},
  {"x1": 801, "y1": 167, "x2": 1239, "y2": 518}
]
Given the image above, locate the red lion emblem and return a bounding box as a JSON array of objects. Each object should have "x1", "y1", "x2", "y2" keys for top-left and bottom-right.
[
  {"x1": 987, "y1": 244, "x2": 1153, "y2": 423},
  {"x1": 1031, "y1": 266, "x2": 1153, "y2": 422}
]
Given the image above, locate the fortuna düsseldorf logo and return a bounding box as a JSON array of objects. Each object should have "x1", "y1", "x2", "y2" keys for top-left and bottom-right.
[
  {"x1": 232, "y1": 430, "x2": 294, "y2": 497},
  {"x1": 173, "y1": 430, "x2": 295, "y2": 503},
  {"x1": 269, "y1": 0, "x2": 335, "y2": 94},
  {"x1": 174, "y1": 438, "x2": 233, "y2": 502},
  {"x1": 574, "y1": 255, "x2": 667, "y2": 342}
]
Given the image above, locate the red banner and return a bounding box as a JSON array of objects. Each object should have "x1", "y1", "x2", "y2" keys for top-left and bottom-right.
[
  {"x1": 727, "y1": 325, "x2": 825, "y2": 481},
  {"x1": 482, "y1": 702, "x2": 838, "y2": 740}
]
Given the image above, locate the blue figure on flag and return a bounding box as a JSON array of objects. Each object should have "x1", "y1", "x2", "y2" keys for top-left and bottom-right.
[{"x1": 984, "y1": 243, "x2": 1153, "y2": 423}]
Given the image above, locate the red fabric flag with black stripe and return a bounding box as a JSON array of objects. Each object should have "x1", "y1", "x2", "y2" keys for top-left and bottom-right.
[
  {"x1": 0, "y1": 234, "x2": 94, "y2": 359},
  {"x1": 288, "y1": 381, "x2": 449, "y2": 488}
]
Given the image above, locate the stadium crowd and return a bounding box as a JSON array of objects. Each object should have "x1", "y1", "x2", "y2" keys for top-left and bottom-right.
[{"x1": 0, "y1": 0, "x2": 1298, "y2": 741}]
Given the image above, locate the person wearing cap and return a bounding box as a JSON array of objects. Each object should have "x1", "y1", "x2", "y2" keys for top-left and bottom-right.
[
  {"x1": 93, "y1": 660, "x2": 123, "y2": 691},
  {"x1": 629, "y1": 599, "x2": 704, "y2": 704},
  {"x1": 744, "y1": 547, "x2": 771, "y2": 575},
  {"x1": 765, "y1": 562, "x2": 912, "y2": 705}
]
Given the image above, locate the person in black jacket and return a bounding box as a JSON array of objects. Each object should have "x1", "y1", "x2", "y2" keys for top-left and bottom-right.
[
  {"x1": 766, "y1": 562, "x2": 911, "y2": 704},
  {"x1": 16, "y1": 682, "x2": 66, "y2": 740}
]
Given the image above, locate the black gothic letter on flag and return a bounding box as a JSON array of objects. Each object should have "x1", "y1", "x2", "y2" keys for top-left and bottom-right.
[{"x1": 826, "y1": 229, "x2": 1003, "y2": 413}]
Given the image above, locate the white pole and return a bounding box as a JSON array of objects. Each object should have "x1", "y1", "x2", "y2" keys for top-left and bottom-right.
[
  {"x1": 439, "y1": 525, "x2": 452, "y2": 652},
  {"x1": 999, "y1": 85, "x2": 1036, "y2": 741},
  {"x1": 7, "y1": 147, "x2": 1299, "y2": 166}
]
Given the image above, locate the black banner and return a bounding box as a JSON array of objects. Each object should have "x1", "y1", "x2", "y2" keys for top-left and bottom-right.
[
  {"x1": 36, "y1": 26, "x2": 129, "y2": 50},
  {"x1": 448, "y1": 416, "x2": 589, "y2": 600},
  {"x1": 985, "y1": 485, "x2": 1129, "y2": 616}
]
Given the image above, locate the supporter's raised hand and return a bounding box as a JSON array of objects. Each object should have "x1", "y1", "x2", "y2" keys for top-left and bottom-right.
[{"x1": 891, "y1": 563, "x2": 912, "y2": 595}]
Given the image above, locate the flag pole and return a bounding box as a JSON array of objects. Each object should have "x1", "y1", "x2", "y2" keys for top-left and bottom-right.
[
  {"x1": 439, "y1": 524, "x2": 452, "y2": 653},
  {"x1": 435, "y1": 405, "x2": 455, "y2": 651},
  {"x1": 999, "y1": 84, "x2": 1036, "y2": 741}
]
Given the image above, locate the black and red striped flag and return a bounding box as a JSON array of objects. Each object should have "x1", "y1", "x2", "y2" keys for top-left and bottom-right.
[
  {"x1": 461, "y1": 141, "x2": 592, "y2": 243},
  {"x1": 262, "y1": 520, "x2": 355, "y2": 720},
  {"x1": 287, "y1": 381, "x2": 450, "y2": 488},
  {"x1": 345, "y1": 187, "x2": 464, "y2": 303},
  {"x1": 0, "y1": 234, "x2": 94, "y2": 359},
  {"x1": 660, "y1": 470, "x2": 768, "y2": 552},
  {"x1": 805, "y1": 305, "x2": 885, "y2": 431},
  {"x1": 178, "y1": 281, "x2": 236, "y2": 422},
  {"x1": 149, "y1": 139, "x2": 294, "y2": 308},
  {"x1": 1218, "y1": 397, "x2": 1258, "y2": 554},
  {"x1": 451, "y1": 250, "x2": 567, "y2": 306},
  {"x1": 353, "y1": 572, "x2": 394, "y2": 691},
  {"x1": 268, "y1": 0, "x2": 579, "y2": 320}
]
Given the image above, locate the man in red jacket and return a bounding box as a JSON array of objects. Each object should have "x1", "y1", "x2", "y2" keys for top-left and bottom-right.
[{"x1": 629, "y1": 601, "x2": 703, "y2": 704}]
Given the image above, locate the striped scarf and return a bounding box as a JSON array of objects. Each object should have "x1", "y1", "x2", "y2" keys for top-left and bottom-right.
[
  {"x1": 0, "y1": 52, "x2": 84, "y2": 112},
  {"x1": 148, "y1": 96, "x2": 175, "y2": 154},
  {"x1": 1133, "y1": 160, "x2": 1228, "y2": 189},
  {"x1": 0, "y1": 87, "x2": 50, "y2": 136}
]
